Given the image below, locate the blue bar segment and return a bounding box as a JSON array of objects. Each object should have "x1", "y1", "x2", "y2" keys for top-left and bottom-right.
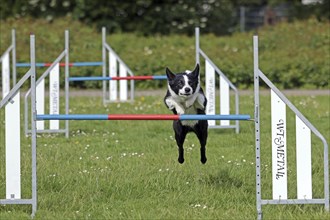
[
  {"x1": 69, "y1": 77, "x2": 111, "y2": 81},
  {"x1": 71, "y1": 62, "x2": 103, "y2": 66},
  {"x1": 152, "y1": 75, "x2": 167, "y2": 80},
  {"x1": 37, "y1": 114, "x2": 109, "y2": 120},
  {"x1": 180, "y1": 114, "x2": 251, "y2": 121}
]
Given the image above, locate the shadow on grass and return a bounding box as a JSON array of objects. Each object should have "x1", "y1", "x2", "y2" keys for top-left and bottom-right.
[{"x1": 199, "y1": 170, "x2": 243, "y2": 188}]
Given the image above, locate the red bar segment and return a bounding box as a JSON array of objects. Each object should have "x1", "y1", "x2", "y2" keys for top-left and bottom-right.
[
  {"x1": 107, "y1": 114, "x2": 179, "y2": 120},
  {"x1": 59, "y1": 63, "x2": 73, "y2": 67}
]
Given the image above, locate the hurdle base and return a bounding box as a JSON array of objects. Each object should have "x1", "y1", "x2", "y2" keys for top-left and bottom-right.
[
  {"x1": 261, "y1": 198, "x2": 328, "y2": 205},
  {"x1": 25, "y1": 129, "x2": 68, "y2": 135},
  {"x1": 1, "y1": 198, "x2": 37, "y2": 218},
  {"x1": 0, "y1": 198, "x2": 34, "y2": 205}
]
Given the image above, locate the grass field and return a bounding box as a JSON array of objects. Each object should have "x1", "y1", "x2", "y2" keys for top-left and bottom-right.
[{"x1": 0, "y1": 91, "x2": 329, "y2": 220}]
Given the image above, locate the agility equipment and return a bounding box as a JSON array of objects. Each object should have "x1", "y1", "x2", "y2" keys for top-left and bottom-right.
[
  {"x1": 0, "y1": 35, "x2": 37, "y2": 217},
  {"x1": 101, "y1": 28, "x2": 135, "y2": 103},
  {"x1": 68, "y1": 75, "x2": 167, "y2": 81},
  {"x1": 0, "y1": 34, "x2": 328, "y2": 220},
  {"x1": 36, "y1": 114, "x2": 251, "y2": 121},
  {"x1": 23, "y1": 31, "x2": 69, "y2": 137},
  {"x1": 253, "y1": 36, "x2": 329, "y2": 219},
  {"x1": 195, "y1": 27, "x2": 240, "y2": 133},
  {"x1": 2, "y1": 27, "x2": 238, "y2": 137}
]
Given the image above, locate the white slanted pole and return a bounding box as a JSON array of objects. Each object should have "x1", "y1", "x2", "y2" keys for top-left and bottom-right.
[
  {"x1": 109, "y1": 51, "x2": 117, "y2": 101},
  {"x1": 271, "y1": 90, "x2": 287, "y2": 199},
  {"x1": 2, "y1": 53, "x2": 10, "y2": 98},
  {"x1": 36, "y1": 78, "x2": 45, "y2": 130},
  {"x1": 6, "y1": 91, "x2": 21, "y2": 199},
  {"x1": 296, "y1": 116, "x2": 312, "y2": 199},
  {"x1": 119, "y1": 63, "x2": 127, "y2": 101},
  {"x1": 220, "y1": 76, "x2": 230, "y2": 126},
  {"x1": 49, "y1": 63, "x2": 60, "y2": 130},
  {"x1": 205, "y1": 60, "x2": 215, "y2": 126}
]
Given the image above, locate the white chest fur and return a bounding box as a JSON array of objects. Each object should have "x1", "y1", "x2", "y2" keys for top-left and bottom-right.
[
  {"x1": 181, "y1": 105, "x2": 199, "y2": 126},
  {"x1": 166, "y1": 85, "x2": 206, "y2": 127}
]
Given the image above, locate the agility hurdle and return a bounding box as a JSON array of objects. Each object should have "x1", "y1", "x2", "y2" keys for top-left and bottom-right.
[
  {"x1": 253, "y1": 36, "x2": 329, "y2": 219},
  {"x1": 18, "y1": 28, "x2": 136, "y2": 104},
  {"x1": 195, "y1": 27, "x2": 240, "y2": 133},
  {"x1": 101, "y1": 27, "x2": 136, "y2": 104},
  {"x1": 21, "y1": 27, "x2": 136, "y2": 137},
  {"x1": 0, "y1": 29, "x2": 16, "y2": 97},
  {"x1": 1, "y1": 34, "x2": 328, "y2": 220},
  {"x1": 37, "y1": 114, "x2": 251, "y2": 121},
  {"x1": 24, "y1": 31, "x2": 69, "y2": 138},
  {"x1": 0, "y1": 35, "x2": 37, "y2": 217},
  {"x1": 8, "y1": 28, "x2": 237, "y2": 137}
]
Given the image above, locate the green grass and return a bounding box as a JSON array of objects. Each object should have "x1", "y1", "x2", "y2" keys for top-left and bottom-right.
[{"x1": 0, "y1": 92, "x2": 329, "y2": 219}]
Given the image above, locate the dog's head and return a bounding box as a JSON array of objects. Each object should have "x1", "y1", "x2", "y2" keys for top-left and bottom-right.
[{"x1": 166, "y1": 64, "x2": 200, "y2": 98}]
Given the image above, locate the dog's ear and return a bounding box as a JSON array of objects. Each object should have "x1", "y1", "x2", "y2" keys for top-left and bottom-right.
[
  {"x1": 166, "y1": 67, "x2": 175, "y2": 80},
  {"x1": 190, "y1": 64, "x2": 200, "y2": 78}
]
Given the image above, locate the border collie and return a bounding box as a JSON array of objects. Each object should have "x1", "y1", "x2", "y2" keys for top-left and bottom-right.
[{"x1": 164, "y1": 64, "x2": 208, "y2": 164}]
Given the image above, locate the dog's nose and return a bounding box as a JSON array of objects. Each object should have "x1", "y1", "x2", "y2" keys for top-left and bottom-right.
[{"x1": 185, "y1": 87, "x2": 191, "y2": 93}]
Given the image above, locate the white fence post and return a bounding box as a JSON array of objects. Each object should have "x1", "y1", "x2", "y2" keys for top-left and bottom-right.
[
  {"x1": 109, "y1": 51, "x2": 117, "y2": 101},
  {"x1": 5, "y1": 91, "x2": 21, "y2": 199},
  {"x1": 49, "y1": 63, "x2": 60, "y2": 129},
  {"x1": 220, "y1": 76, "x2": 230, "y2": 126},
  {"x1": 2, "y1": 53, "x2": 10, "y2": 98},
  {"x1": 296, "y1": 116, "x2": 312, "y2": 199},
  {"x1": 271, "y1": 90, "x2": 287, "y2": 199},
  {"x1": 119, "y1": 63, "x2": 127, "y2": 101},
  {"x1": 36, "y1": 79, "x2": 45, "y2": 130},
  {"x1": 205, "y1": 60, "x2": 215, "y2": 126}
]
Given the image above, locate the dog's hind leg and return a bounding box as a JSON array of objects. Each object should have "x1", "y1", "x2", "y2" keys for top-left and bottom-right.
[
  {"x1": 173, "y1": 121, "x2": 187, "y2": 164},
  {"x1": 195, "y1": 121, "x2": 208, "y2": 164}
]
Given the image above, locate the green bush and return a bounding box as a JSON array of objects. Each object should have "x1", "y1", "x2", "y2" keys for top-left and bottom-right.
[{"x1": 0, "y1": 17, "x2": 329, "y2": 89}]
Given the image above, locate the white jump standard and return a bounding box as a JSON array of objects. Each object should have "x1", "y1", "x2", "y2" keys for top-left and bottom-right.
[
  {"x1": 253, "y1": 35, "x2": 329, "y2": 219},
  {"x1": 195, "y1": 27, "x2": 240, "y2": 133},
  {"x1": 0, "y1": 35, "x2": 37, "y2": 217}
]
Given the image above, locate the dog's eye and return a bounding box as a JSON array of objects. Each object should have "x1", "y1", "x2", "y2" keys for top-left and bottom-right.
[
  {"x1": 189, "y1": 81, "x2": 197, "y2": 87},
  {"x1": 179, "y1": 80, "x2": 184, "y2": 85}
]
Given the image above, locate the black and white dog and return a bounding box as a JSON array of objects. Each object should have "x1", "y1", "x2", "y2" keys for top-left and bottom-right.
[{"x1": 164, "y1": 64, "x2": 208, "y2": 164}]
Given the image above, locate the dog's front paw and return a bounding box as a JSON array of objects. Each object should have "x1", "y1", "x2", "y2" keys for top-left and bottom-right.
[
  {"x1": 176, "y1": 108, "x2": 185, "y2": 115},
  {"x1": 165, "y1": 98, "x2": 175, "y2": 110},
  {"x1": 166, "y1": 104, "x2": 175, "y2": 110}
]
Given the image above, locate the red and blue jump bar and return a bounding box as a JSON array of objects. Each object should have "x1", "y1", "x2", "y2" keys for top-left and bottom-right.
[
  {"x1": 69, "y1": 75, "x2": 167, "y2": 81},
  {"x1": 16, "y1": 61, "x2": 103, "y2": 67},
  {"x1": 36, "y1": 114, "x2": 251, "y2": 121}
]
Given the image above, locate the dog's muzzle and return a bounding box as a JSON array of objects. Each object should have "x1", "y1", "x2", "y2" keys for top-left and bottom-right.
[
  {"x1": 179, "y1": 92, "x2": 192, "y2": 97},
  {"x1": 179, "y1": 87, "x2": 192, "y2": 96}
]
